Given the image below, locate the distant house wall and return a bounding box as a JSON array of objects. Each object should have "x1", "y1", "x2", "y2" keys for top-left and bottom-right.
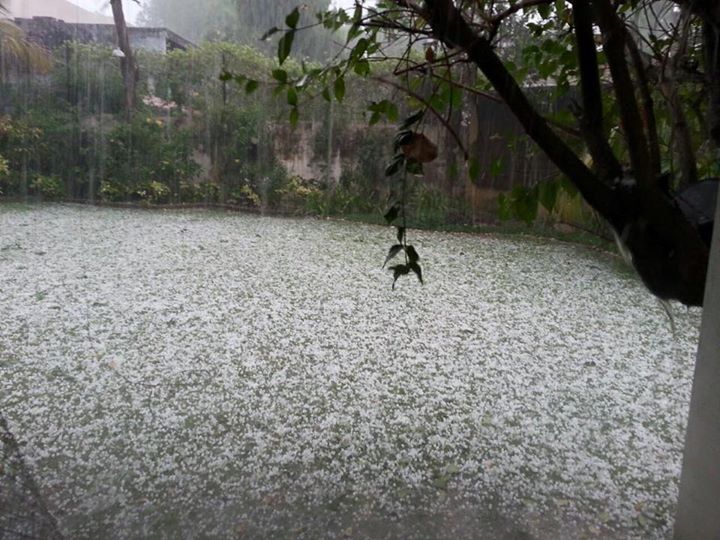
[
  {"x1": 130, "y1": 32, "x2": 169, "y2": 54},
  {"x1": 13, "y1": 17, "x2": 194, "y2": 54},
  {"x1": 4, "y1": 0, "x2": 114, "y2": 25}
]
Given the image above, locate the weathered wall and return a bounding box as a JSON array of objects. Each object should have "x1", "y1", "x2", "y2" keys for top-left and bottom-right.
[
  {"x1": 13, "y1": 17, "x2": 191, "y2": 54},
  {"x1": 266, "y1": 96, "x2": 558, "y2": 217}
]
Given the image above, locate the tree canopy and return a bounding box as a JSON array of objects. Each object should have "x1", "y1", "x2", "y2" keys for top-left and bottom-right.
[{"x1": 254, "y1": 0, "x2": 719, "y2": 306}]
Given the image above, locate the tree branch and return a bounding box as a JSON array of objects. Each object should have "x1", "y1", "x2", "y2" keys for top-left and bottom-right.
[
  {"x1": 423, "y1": 0, "x2": 620, "y2": 225},
  {"x1": 592, "y1": 0, "x2": 652, "y2": 190},
  {"x1": 624, "y1": 30, "x2": 662, "y2": 178},
  {"x1": 571, "y1": 0, "x2": 623, "y2": 181},
  {"x1": 374, "y1": 75, "x2": 470, "y2": 159},
  {"x1": 489, "y1": 0, "x2": 554, "y2": 25},
  {"x1": 704, "y1": 19, "x2": 720, "y2": 148}
]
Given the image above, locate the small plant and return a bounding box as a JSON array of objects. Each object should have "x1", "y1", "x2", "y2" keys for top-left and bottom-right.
[
  {"x1": 197, "y1": 182, "x2": 220, "y2": 203},
  {"x1": 228, "y1": 184, "x2": 261, "y2": 207},
  {"x1": 276, "y1": 175, "x2": 323, "y2": 211},
  {"x1": 30, "y1": 175, "x2": 64, "y2": 200},
  {"x1": 100, "y1": 181, "x2": 128, "y2": 202},
  {"x1": 135, "y1": 181, "x2": 171, "y2": 204}
]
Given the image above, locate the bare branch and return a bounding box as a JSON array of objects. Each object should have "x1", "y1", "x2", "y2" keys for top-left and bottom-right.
[
  {"x1": 592, "y1": 0, "x2": 652, "y2": 188},
  {"x1": 423, "y1": 0, "x2": 619, "y2": 224},
  {"x1": 625, "y1": 30, "x2": 662, "y2": 178},
  {"x1": 489, "y1": 0, "x2": 554, "y2": 24},
  {"x1": 571, "y1": 0, "x2": 623, "y2": 181}
]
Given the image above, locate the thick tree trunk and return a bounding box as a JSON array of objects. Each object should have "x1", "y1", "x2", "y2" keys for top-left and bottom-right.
[
  {"x1": 674, "y1": 192, "x2": 720, "y2": 539},
  {"x1": 110, "y1": 0, "x2": 137, "y2": 120},
  {"x1": 704, "y1": 21, "x2": 720, "y2": 148}
]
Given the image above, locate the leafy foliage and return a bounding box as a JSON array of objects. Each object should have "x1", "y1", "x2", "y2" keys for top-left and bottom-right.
[
  {"x1": 255, "y1": 0, "x2": 719, "y2": 304},
  {"x1": 382, "y1": 111, "x2": 430, "y2": 290}
]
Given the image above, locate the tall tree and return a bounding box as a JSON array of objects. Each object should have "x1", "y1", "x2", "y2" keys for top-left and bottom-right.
[
  {"x1": 110, "y1": 0, "x2": 138, "y2": 119},
  {"x1": 263, "y1": 0, "x2": 718, "y2": 307}
]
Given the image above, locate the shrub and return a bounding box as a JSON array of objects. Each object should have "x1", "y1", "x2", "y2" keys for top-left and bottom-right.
[
  {"x1": 104, "y1": 116, "x2": 199, "y2": 202},
  {"x1": 30, "y1": 175, "x2": 64, "y2": 200},
  {"x1": 134, "y1": 181, "x2": 171, "y2": 204},
  {"x1": 100, "y1": 180, "x2": 127, "y2": 202}
]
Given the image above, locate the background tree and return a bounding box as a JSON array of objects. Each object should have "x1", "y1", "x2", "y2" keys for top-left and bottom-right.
[
  {"x1": 260, "y1": 0, "x2": 718, "y2": 307},
  {"x1": 139, "y1": 0, "x2": 336, "y2": 60},
  {"x1": 110, "y1": 0, "x2": 139, "y2": 119}
]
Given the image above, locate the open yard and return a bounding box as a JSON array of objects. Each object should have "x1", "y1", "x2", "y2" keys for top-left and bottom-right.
[{"x1": 0, "y1": 204, "x2": 702, "y2": 538}]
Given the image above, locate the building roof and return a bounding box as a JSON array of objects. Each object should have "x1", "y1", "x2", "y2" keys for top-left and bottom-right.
[{"x1": 4, "y1": 0, "x2": 114, "y2": 25}]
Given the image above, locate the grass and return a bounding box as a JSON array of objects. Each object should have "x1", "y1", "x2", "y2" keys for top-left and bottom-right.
[
  {"x1": 338, "y1": 210, "x2": 616, "y2": 250},
  {"x1": 0, "y1": 203, "x2": 701, "y2": 539}
]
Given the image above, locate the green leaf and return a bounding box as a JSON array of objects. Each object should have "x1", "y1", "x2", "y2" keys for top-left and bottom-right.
[
  {"x1": 287, "y1": 86, "x2": 298, "y2": 107},
  {"x1": 512, "y1": 185, "x2": 539, "y2": 224},
  {"x1": 278, "y1": 31, "x2": 295, "y2": 65},
  {"x1": 272, "y1": 69, "x2": 288, "y2": 83},
  {"x1": 538, "y1": 180, "x2": 559, "y2": 212},
  {"x1": 350, "y1": 38, "x2": 369, "y2": 60},
  {"x1": 384, "y1": 204, "x2": 400, "y2": 223},
  {"x1": 245, "y1": 79, "x2": 259, "y2": 94},
  {"x1": 334, "y1": 76, "x2": 346, "y2": 101},
  {"x1": 498, "y1": 193, "x2": 512, "y2": 221},
  {"x1": 219, "y1": 70, "x2": 233, "y2": 82},
  {"x1": 406, "y1": 245, "x2": 419, "y2": 263},
  {"x1": 396, "y1": 226, "x2": 405, "y2": 243},
  {"x1": 346, "y1": 5, "x2": 363, "y2": 42},
  {"x1": 538, "y1": 60, "x2": 558, "y2": 78},
  {"x1": 289, "y1": 107, "x2": 299, "y2": 127},
  {"x1": 384, "y1": 102, "x2": 399, "y2": 122},
  {"x1": 285, "y1": 7, "x2": 300, "y2": 29},
  {"x1": 354, "y1": 59, "x2": 370, "y2": 76},
  {"x1": 260, "y1": 26, "x2": 281, "y2": 41},
  {"x1": 346, "y1": 22, "x2": 361, "y2": 43},
  {"x1": 537, "y1": 3, "x2": 551, "y2": 18},
  {"x1": 383, "y1": 244, "x2": 404, "y2": 268},
  {"x1": 321, "y1": 86, "x2": 332, "y2": 102},
  {"x1": 429, "y1": 93, "x2": 446, "y2": 112}
]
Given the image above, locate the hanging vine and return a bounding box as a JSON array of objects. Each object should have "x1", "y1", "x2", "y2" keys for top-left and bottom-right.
[{"x1": 382, "y1": 110, "x2": 438, "y2": 289}]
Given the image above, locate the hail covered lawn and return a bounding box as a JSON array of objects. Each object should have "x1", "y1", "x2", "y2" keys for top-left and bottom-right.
[{"x1": 0, "y1": 204, "x2": 701, "y2": 539}]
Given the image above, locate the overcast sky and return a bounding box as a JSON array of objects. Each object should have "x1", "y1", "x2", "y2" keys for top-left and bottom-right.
[{"x1": 69, "y1": 0, "x2": 359, "y2": 25}]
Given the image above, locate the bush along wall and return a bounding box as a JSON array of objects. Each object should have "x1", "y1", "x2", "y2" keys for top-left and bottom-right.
[{"x1": 0, "y1": 39, "x2": 598, "y2": 232}]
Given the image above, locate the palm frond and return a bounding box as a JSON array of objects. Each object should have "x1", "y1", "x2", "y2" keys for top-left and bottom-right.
[{"x1": 0, "y1": 20, "x2": 53, "y2": 74}]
